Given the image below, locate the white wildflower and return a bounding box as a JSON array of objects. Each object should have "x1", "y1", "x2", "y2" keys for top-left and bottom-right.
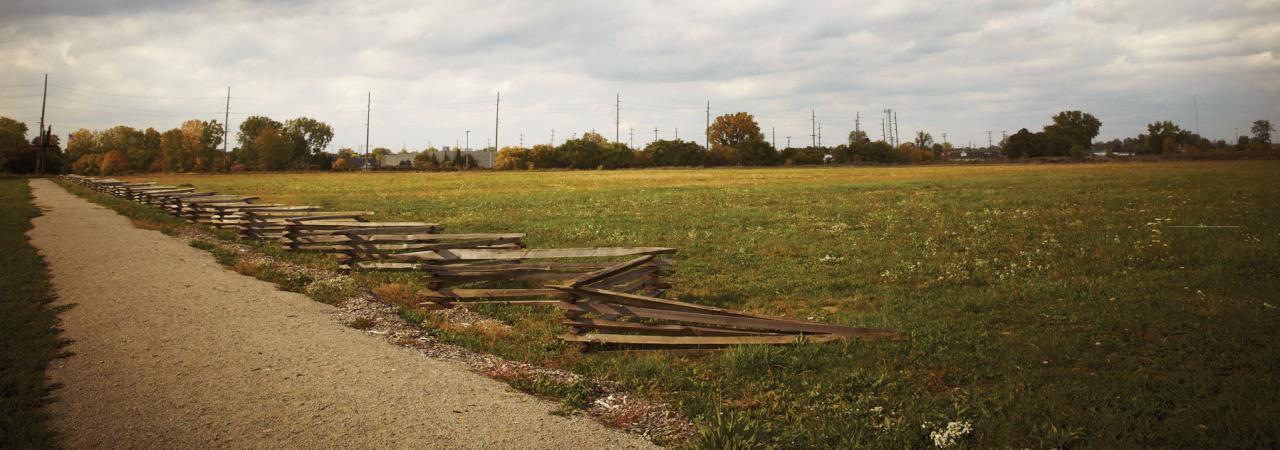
[
  {"x1": 930, "y1": 420, "x2": 973, "y2": 448},
  {"x1": 819, "y1": 255, "x2": 843, "y2": 263}
]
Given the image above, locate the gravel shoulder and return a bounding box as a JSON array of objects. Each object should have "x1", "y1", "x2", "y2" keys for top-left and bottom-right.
[{"x1": 26, "y1": 178, "x2": 654, "y2": 449}]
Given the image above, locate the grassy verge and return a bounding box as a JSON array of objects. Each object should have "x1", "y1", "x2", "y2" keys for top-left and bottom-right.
[
  {"x1": 0, "y1": 178, "x2": 68, "y2": 448},
  {"x1": 68, "y1": 162, "x2": 1280, "y2": 448}
]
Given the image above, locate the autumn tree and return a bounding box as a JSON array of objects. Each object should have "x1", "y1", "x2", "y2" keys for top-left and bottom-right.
[
  {"x1": 370, "y1": 147, "x2": 391, "y2": 167},
  {"x1": 416, "y1": 149, "x2": 443, "y2": 170},
  {"x1": 558, "y1": 132, "x2": 611, "y2": 169},
  {"x1": 72, "y1": 154, "x2": 100, "y2": 175},
  {"x1": 707, "y1": 112, "x2": 774, "y2": 165},
  {"x1": 1143, "y1": 121, "x2": 1189, "y2": 154},
  {"x1": 0, "y1": 117, "x2": 30, "y2": 172},
  {"x1": 494, "y1": 146, "x2": 529, "y2": 170},
  {"x1": 847, "y1": 130, "x2": 870, "y2": 146},
  {"x1": 1003, "y1": 128, "x2": 1040, "y2": 158},
  {"x1": 283, "y1": 117, "x2": 334, "y2": 168},
  {"x1": 1252, "y1": 120, "x2": 1274, "y2": 145},
  {"x1": 0, "y1": 117, "x2": 27, "y2": 152},
  {"x1": 914, "y1": 131, "x2": 934, "y2": 149},
  {"x1": 639, "y1": 139, "x2": 704, "y2": 167},
  {"x1": 66, "y1": 128, "x2": 97, "y2": 162},
  {"x1": 98, "y1": 150, "x2": 129, "y2": 175},
  {"x1": 235, "y1": 116, "x2": 283, "y2": 168},
  {"x1": 253, "y1": 126, "x2": 292, "y2": 171},
  {"x1": 528, "y1": 144, "x2": 560, "y2": 169},
  {"x1": 156, "y1": 129, "x2": 185, "y2": 172},
  {"x1": 708, "y1": 112, "x2": 765, "y2": 150},
  {"x1": 178, "y1": 119, "x2": 225, "y2": 171},
  {"x1": 1043, "y1": 111, "x2": 1102, "y2": 154}
]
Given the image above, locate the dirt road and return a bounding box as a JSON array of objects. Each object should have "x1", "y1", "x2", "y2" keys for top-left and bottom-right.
[{"x1": 26, "y1": 179, "x2": 654, "y2": 449}]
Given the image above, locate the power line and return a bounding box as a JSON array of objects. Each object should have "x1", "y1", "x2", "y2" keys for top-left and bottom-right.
[
  {"x1": 46, "y1": 94, "x2": 218, "y2": 115},
  {"x1": 47, "y1": 83, "x2": 224, "y2": 100}
]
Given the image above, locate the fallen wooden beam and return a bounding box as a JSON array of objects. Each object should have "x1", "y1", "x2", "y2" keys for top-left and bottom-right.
[{"x1": 559, "y1": 333, "x2": 851, "y2": 346}]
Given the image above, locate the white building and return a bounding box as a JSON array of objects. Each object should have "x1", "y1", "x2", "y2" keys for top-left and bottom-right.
[{"x1": 378, "y1": 149, "x2": 497, "y2": 169}]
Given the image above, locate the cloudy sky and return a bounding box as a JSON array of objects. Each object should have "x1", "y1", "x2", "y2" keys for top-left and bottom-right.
[{"x1": 1, "y1": 0, "x2": 1277, "y2": 151}]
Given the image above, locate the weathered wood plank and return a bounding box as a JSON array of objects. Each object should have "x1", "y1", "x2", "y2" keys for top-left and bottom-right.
[
  {"x1": 396, "y1": 247, "x2": 676, "y2": 262},
  {"x1": 556, "y1": 300, "x2": 905, "y2": 338},
  {"x1": 564, "y1": 255, "x2": 656, "y2": 287},
  {"x1": 562, "y1": 318, "x2": 786, "y2": 336},
  {"x1": 418, "y1": 288, "x2": 569, "y2": 299},
  {"x1": 559, "y1": 333, "x2": 850, "y2": 345}
]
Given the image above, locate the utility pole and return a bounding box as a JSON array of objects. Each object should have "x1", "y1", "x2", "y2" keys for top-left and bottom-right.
[
  {"x1": 705, "y1": 101, "x2": 710, "y2": 149},
  {"x1": 519, "y1": 132, "x2": 523, "y2": 148},
  {"x1": 810, "y1": 109, "x2": 817, "y2": 147},
  {"x1": 881, "y1": 118, "x2": 886, "y2": 143},
  {"x1": 224, "y1": 86, "x2": 230, "y2": 154},
  {"x1": 37, "y1": 74, "x2": 47, "y2": 175},
  {"x1": 365, "y1": 92, "x2": 371, "y2": 159},
  {"x1": 893, "y1": 111, "x2": 900, "y2": 147},
  {"x1": 883, "y1": 109, "x2": 891, "y2": 145},
  {"x1": 465, "y1": 130, "x2": 470, "y2": 150},
  {"x1": 942, "y1": 132, "x2": 948, "y2": 145},
  {"x1": 818, "y1": 122, "x2": 823, "y2": 147},
  {"x1": 653, "y1": 126, "x2": 659, "y2": 142},
  {"x1": 629, "y1": 126, "x2": 634, "y2": 148},
  {"x1": 772, "y1": 127, "x2": 776, "y2": 149},
  {"x1": 551, "y1": 129, "x2": 555, "y2": 147},
  {"x1": 855, "y1": 111, "x2": 861, "y2": 144},
  {"x1": 615, "y1": 93, "x2": 621, "y2": 143},
  {"x1": 494, "y1": 91, "x2": 500, "y2": 151},
  {"x1": 44, "y1": 126, "x2": 51, "y2": 174},
  {"x1": 987, "y1": 130, "x2": 993, "y2": 148},
  {"x1": 675, "y1": 127, "x2": 678, "y2": 139},
  {"x1": 787, "y1": 136, "x2": 792, "y2": 148}
]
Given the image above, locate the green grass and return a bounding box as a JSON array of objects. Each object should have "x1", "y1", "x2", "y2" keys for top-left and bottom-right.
[
  {"x1": 0, "y1": 178, "x2": 67, "y2": 448},
  {"x1": 118, "y1": 162, "x2": 1280, "y2": 448}
]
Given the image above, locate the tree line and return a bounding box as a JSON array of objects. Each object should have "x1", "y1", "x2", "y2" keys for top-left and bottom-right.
[
  {"x1": 0, "y1": 115, "x2": 338, "y2": 175},
  {"x1": 1003, "y1": 111, "x2": 1275, "y2": 158},
  {"x1": 492, "y1": 112, "x2": 946, "y2": 170},
  {"x1": 1, "y1": 110, "x2": 1274, "y2": 175}
]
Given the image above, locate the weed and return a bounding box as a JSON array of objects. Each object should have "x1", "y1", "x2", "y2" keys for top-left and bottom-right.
[
  {"x1": 0, "y1": 179, "x2": 68, "y2": 448},
  {"x1": 82, "y1": 162, "x2": 1280, "y2": 448}
]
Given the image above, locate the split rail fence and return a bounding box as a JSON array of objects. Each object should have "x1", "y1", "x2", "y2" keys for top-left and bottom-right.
[{"x1": 61, "y1": 174, "x2": 905, "y2": 349}]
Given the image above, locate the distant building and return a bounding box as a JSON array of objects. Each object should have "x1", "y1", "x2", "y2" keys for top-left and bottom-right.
[
  {"x1": 380, "y1": 153, "x2": 416, "y2": 168},
  {"x1": 378, "y1": 149, "x2": 497, "y2": 169}
]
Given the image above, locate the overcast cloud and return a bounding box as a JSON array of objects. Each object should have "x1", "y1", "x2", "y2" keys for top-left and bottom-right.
[{"x1": 1, "y1": 0, "x2": 1277, "y2": 151}]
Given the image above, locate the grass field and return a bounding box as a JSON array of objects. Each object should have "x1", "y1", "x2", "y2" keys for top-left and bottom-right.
[
  {"x1": 123, "y1": 161, "x2": 1280, "y2": 448},
  {"x1": 0, "y1": 178, "x2": 65, "y2": 448}
]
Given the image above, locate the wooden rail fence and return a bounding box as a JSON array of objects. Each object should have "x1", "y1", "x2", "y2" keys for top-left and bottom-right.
[{"x1": 60, "y1": 174, "x2": 904, "y2": 349}]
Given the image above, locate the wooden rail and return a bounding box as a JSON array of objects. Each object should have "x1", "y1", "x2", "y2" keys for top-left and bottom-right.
[{"x1": 59, "y1": 174, "x2": 905, "y2": 349}]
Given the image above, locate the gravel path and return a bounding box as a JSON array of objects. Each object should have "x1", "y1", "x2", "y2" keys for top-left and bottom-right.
[{"x1": 26, "y1": 179, "x2": 655, "y2": 449}]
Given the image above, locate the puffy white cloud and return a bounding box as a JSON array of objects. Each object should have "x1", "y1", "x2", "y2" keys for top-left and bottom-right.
[{"x1": 0, "y1": 0, "x2": 1275, "y2": 149}]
